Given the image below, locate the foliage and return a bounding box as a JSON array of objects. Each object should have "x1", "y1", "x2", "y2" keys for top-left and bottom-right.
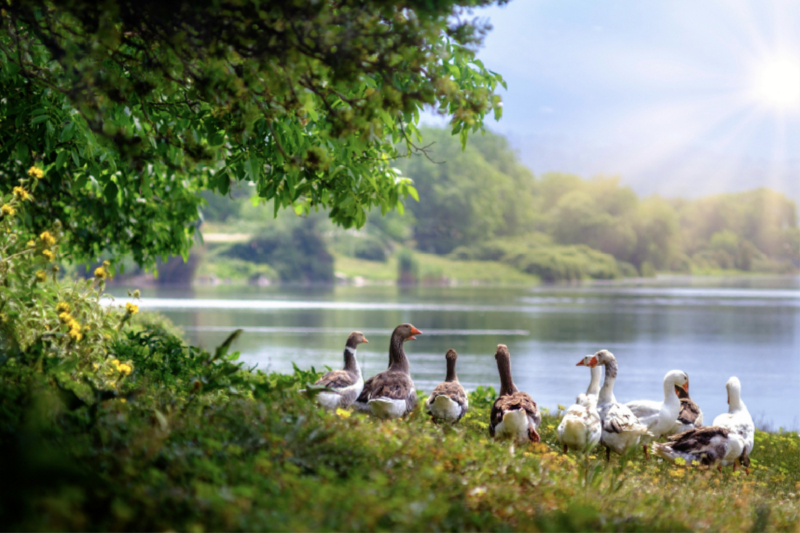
[
  {"x1": 0, "y1": 0, "x2": 506, "y2": 269},
  {"x1": 224, "y1": 220, "x2": 334, "y2": 283},
  {"x1": 1, "y1": 320, "x2": 798, "y2": 531},
  {"x1": 394, "y1": 127, "x2": 537, "y2": 254}
]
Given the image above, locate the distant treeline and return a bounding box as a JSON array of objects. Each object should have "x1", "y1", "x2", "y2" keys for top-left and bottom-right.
[
  {"x1": 392, "y1": 128, "x2": 799, "y2": 281},
  {"x1": 198, "y1": 128, "x2": 799, "y2": 283}
]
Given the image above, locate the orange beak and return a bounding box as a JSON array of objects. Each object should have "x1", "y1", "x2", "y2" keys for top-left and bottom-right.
[
  {"x1": 587, "y1": 355, "x2": 598, "y2": 367},
  {"x1": 674, "y1": 385, "x2": 681, "y2": 397},
  {"x1": 409, "y1": 326, "x2": 422, "y2": 340},
  {"x1": 576, "y1": 359, "x2": 585, "y2": 366},
  {"x1": 362, "y1": 337, "x2": 369, "y2": 344},
  {"x1": 682, "y1": 382, "x2": 689, "y2": 393}
]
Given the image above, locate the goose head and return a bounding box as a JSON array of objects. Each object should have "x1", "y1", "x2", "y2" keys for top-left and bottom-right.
[
  {"x1": 348, "y1": 331, "x2": 370, "y2": 345},
  {"x1": 588, "y1": 349, "x2": 615, "y2": 367},
  {"x1": 394, "y1": 323, "x2": 422, "y2": 341},
  {"x1": 576, "y1": 354, "x2": 598, "y2": 367},
  {"x1": 666, "y1": 370, "x2": 689, "y2": 393},
  {"x1": 726, "y1": 376, "x2": 742, "y2": 406}
]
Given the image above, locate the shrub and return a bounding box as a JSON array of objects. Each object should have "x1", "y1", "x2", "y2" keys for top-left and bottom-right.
[{"x1": 225, "y1": 222, "x2": 334, "y2": 283}]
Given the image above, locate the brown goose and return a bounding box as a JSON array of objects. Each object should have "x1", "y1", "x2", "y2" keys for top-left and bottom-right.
[
  {"x1": 670, "y1": 384, "x2": 704, "y2": 434},
  {"x1": 424, "y1": 349, "x2": 468, "y2": 423},
  {"x1": 353, "y1": 323, "x2": 422, "y2": 419},
  {"x1": 489, "y1": 345, "x2": 541, "y2": 443},
  {"x1": 652, "y1": 426, "x2": 750, "y2": 472},
  {"x1": 308, "y1": 331, "x2": 368, "y2": 410}
]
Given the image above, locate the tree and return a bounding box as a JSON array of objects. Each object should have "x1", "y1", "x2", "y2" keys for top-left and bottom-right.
[{"x1": 0, "y1": 0, "x2": 506, "y2": 269}]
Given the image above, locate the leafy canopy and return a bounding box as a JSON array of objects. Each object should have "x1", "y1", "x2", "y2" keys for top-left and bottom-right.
[{"x1": 0, "y1": 0, "x2": 506, "y2": 268}]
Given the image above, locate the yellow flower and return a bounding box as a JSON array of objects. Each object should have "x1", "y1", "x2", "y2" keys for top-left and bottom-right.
[
  {"x1": 35, "y1": 270, "x2": 47, "y2": 282},
  {"x1": 42, "y1": 249, "x2": 55, "y2": 261},
  {"x1": 56, "y1": 302, "x2": 71, "y2": 313},
  {"x1": 92, "y1": 363, "x2": 99, "y2": 370},
  {"x1": 669, "y1": 469, "x2": 685, "y2": 478},
  {"x1": 68, "y1": 328, "x2": 83, "y2": 341},
  {"x1": 67, "y1": 319, "x2": 81, "y2": 332},
  {"x1": 118, "y1": 363, "x2": 132, "y2": 376},
  {"x1": 335, "y1": 408, "x2": 351, "y2": 418},
  {"x1": 12, "y1": 186, "x2": 31, "y2": 201},
  {"x1": 28, "y1": 166, "x2": 44, "y2": 179},
  {"x1": 674, "y1": 457, "x2": 687, "y2": 466},
  {"x1": 94, "y1": 267, "x2": 107, "y2": 280},
  {"x1": 125, "y1": 302, "x2": 139, "y2": 315},
  {"x1": 119, "y1": 398, "x2": 127, "y2": 404},
  {"x1": 26, "y1": 240, "x2": 35, "y2": 248},
  {"x1": 1, "y1": 205, "x2": 15, "y2": 217},
  {"x1": 39, "y1": 231, "x2": 56, "y2": 247}
]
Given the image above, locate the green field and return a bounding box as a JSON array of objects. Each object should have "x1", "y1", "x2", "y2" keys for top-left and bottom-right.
[{"x1": 3, "y1": 321, "x2": 797, "y2": 531}]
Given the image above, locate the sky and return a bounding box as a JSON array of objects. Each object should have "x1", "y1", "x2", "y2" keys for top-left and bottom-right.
[{"x1": 445, "y1": 0, "x2": 800, "y2": 202}]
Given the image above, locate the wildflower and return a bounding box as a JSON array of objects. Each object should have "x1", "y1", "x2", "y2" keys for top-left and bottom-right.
[
  {"x1": 39, "y1": 231, "x2": 56, "y2": 247},
  {"x1": 27, "y1": 240, "x2": 36, "y2": 248},
  {"x1": 42, "y1": 249, "x2": 55, "y2": 261},
  {"x1": 92, "y1": 363, "x2": 99, "y2": 370},
  {"x1": 58, "y1": 312, "x2": 73, "y2": 323},
  {"x1": 674, "y1": 457, "x2": 687, "y2": 466},
  {"x1": 118, "y1": 363, "x2": 132, "y2": 376},
  {"x1": 120, "y1": 398, "x2": 127, "y2": 404},
  {"x1": 56, "y1": 302, "x2": 70, "y2": 314},
  {"x1": 125, "y1": 302, "x2": 139, "y2": 315},
  {"x1": 35, "y1": 270, "x2": 47, "y2": 282},
  {"x1": 132, "y1": 289, "x2": 140, "y2": 299},
  {"x1": 94, "y1": 267, "x2": 107, "y2": 280},
  {"x1": 12, "y1": 186, "x2": 31, "y2": 201},
  {"x1": 112, "y1": 359, "x2": 120, "y2": 367},
  {"x1": 1, "y1": 205, "x2": 15, "y2": 217},
  {"x1": 68, "y1": 328, "x2": 83, "y2": 341},
  {"x1": 669, "y1": 469, "x2": 685, "y2": 478},
  {"x1": 28, "y1": 166, "x2": 44, "y2": 179},
  {"x1": 0, "y1": 313, "x2": 6, "y2": 323},
  {"x1": 335, "y1": 408, "x2": 351, "y2": 418}
]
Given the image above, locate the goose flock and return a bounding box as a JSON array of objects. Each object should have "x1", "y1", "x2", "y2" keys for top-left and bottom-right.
[{"x1": 306, "y1": 323, "x2": 755, "y2": 472}]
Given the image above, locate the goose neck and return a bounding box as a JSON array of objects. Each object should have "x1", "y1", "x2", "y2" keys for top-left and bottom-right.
[
  {"x1": 663, "y1": 377, "x2": 681, "y2": 407},
  {"x1": 598, "y1": 358, "x2": 618, "y2": 403},
  {"x1": 343, "y1": 345, "x2": 360, "y2": 376},
  {"x1": 586, "y1": 366, "x2": 601, "y2": 396},
  {"x1": 388, "y1": 332, "x2": 410, "y2": 373},
  {"x1": 445, "y1": 357, "x2": 458, "y2": 382},
  {"x1": 497, "y1": 355, "x2": 518, "y2": 396}
]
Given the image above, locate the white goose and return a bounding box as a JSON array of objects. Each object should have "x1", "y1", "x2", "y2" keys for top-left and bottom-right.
[
  {"x1": 557, "y1": 393, "x2": 602, "y2": 454},
  {"x1": 626, "y1": 370, "x2": 690, "y2": 457},
  {"x1": 589, "y1": 350, "x2": 652, "y2": 459},
  {"x1": 712, "y1": 376, "x2": 755, "y2": 466}
]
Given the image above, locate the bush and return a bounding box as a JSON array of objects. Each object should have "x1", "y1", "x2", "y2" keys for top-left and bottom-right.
[{"x1": 225, "y1": 221, "x2": 334, "y2": 283}]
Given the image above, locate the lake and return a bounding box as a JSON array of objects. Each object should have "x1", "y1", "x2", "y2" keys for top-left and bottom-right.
[{"x1": 110, "y1": 276, "x2": 800, "y2": 429}]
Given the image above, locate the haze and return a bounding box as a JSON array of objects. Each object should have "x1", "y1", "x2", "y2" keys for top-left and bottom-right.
[{"x1": 469, "y1": 0, "x2": 800, "y2": 203}]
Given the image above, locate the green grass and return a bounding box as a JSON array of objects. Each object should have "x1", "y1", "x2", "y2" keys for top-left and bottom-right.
[
  {"x1": 334, "y1": 251, "x2": 541, "y2": 285},
  {"x1": 3, "y1": 324, "x2": 798, "y2": 532}
]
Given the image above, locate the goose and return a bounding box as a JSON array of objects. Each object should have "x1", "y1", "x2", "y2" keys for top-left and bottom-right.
[
  {"x1": 557, "y1": 393, "x2": 602, "y2": 454},
  {"x1": 652, "y1": 426, "x2": 750, "y2": 472},
  {"x1": 425, "y1": 349, "x2": 468, "y2": 423},
  {"x1": 306, "y1": 331, "x2": 368, "y2": 410},
  {"x1": 626, "y1": 370, "x2": 690, "y2": 457},
  {"x1": 712, "y1": 376, "x2": 754, "y2": 466},
  {"x1": 353, "y1": 323, "x2": 422, "y2": 419},
  {"x1": 588, "y1": 350, "x2": 651, "y2": 459},
  {"x1": 670, "y1": 384, "x2": 704, "y2": 435},
  {"x1": 489, "y1": 345, "x2": 541, "y2": 443},
  {"x1": 576, "y1": 354, "x2": 601, "y2": 397}
]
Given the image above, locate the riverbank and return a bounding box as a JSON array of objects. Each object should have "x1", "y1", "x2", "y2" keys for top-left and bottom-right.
[{"x1": 4, "y1": 334, "x2": 798, "y2": 531}]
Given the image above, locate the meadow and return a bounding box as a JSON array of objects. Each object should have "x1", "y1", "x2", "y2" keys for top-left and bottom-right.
[{"x1": 2, "y1": 317, "x2": 797, "y2": 532}]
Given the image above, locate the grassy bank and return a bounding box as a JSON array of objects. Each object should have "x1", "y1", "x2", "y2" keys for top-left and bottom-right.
[{"x1": 2, "y1": 323, "x2": 798, "y2": 532}]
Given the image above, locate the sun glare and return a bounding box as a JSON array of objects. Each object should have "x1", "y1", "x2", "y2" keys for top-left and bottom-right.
[{"x1": 754, "y1": 58, "x2": 800, "y2": 109}]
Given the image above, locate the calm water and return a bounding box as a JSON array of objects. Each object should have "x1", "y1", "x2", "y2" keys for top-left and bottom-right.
[{"x1": 110, "y1": 276, "x2": 800, "y2": 429}]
